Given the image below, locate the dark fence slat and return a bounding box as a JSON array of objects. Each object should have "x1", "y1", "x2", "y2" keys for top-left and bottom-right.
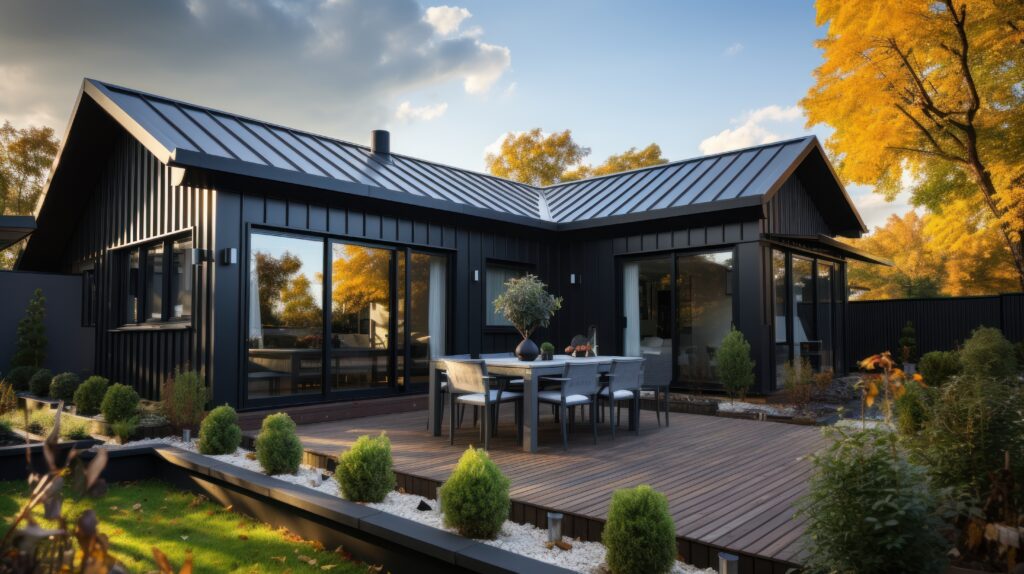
[{"x1": 848, "y1": 293, "x2": 1024, "y2": 365}]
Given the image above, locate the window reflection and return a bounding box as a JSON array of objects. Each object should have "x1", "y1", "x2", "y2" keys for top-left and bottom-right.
[
  {"x1": 247, "y1": 233, "x2": 323, "y2": 399},
  {"x1": 622, "y1": 257, "x2": 672, "y2": 386},
  {"x1": 126, "y1": 249, "x2": 140, "y2": 323},
  {"x1": 145, "y1": 243, "x2": 164, "y2": 321},
  {"x1": 330, "y1": 243, "x2": 392, "y2": 391},
  {"x1": 792, "y1": 256, "x2": 815, "y2": 364},
  {"x1": 676, "y1": 251, "x2": 733, "y2": 387},
  {"x1": 817, "y1": 262, "x2": 834, "y2": 371},
  {"x1": 408, "y1": 252, "x2": 447, "y2": 386},
  {"x1": 772, "y1": 250, "x2": 790, "y2": 387},
  {"x1": 170, "y1": 239, "x2": 193, "y2": 319}
]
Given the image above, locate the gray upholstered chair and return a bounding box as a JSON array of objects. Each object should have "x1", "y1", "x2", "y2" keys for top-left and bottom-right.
[
  {"x1": 446, "y1": 359, "x2": 522, "y2": 450},
  {"x1": 436, "y1": 354, "x2": 472, "y2": 429},
  {"x1": 599, "y1": 358, "x2": 644, "y2": 438},
  {"x1": 537, "y1": 362, "x2": 600, "y2": 450}
]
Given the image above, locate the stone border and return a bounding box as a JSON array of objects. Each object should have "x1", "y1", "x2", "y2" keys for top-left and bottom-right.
[{"x1": 0, "y1": 443, "x2": 573, "y2": 574}]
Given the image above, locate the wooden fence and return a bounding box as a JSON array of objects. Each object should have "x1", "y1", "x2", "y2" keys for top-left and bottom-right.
[{"x1": 847, "y1": 293, "x2": 1023, "y2": 364}]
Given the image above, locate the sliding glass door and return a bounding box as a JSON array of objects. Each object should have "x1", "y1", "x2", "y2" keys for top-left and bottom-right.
[
  {"x1": 771, "y1": 248, "x2": 841, "y2": 385},
  {"x1": 246, "y1": 230, "x2": 448, "y2": 405},
  {"x1": 621, "y1": 249, "x2": 734, "y2": 389}
]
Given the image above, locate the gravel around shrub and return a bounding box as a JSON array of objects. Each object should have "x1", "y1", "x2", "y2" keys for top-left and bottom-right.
[
  {"x1": 440, "y1": 447, "x2": 510, "y2": 539},
  {"x1": 917, "y1": 351, "x2": 961, "y2": 386},
  {"x1": 48, "y1": 372, "x2": 81, "y2": 402},
  {"x1": 101, "y1": 383, "x2": 139, "y2": 423},
  {"x1": 335, "y1": 433, "x2": 396, "y2": 502},
  {"x1": 28, "y1": 368, "x2": 52, "y2": 397},
  {"x1": 960, "y1": 327, "x2": 1017, "y2": 380},
  {"x1": 4, "y1": 366, "x2": 39, "y2": 392},
  {"x1": 602, "y1": 485, "x2": 677, "y2": 574},
  {"x1": 198, "y1": 405, "x2": 242, "y2": 455},
  {"x1": 73, "y1": 376, "x2": 109, "y2": 416},
  {"x1": 255, "y1": 413, "x2": 303, "y2": 475}
]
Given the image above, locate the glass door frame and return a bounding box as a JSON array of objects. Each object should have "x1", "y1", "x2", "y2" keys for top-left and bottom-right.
[
  {"x1": 242, "y1": 224, "x2": 453, "y2": 410},
  {"x1": 616, "y1": 246, "x2": 738, "y2": 391}
]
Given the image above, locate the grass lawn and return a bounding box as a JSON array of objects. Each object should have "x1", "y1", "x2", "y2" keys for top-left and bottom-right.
[{"x1": 0, "y1": 479, "x2": 371, "y2": 573}]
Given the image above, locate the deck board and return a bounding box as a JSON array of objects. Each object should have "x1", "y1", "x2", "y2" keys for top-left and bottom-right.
[{"x1": 274, "y1": 407, "x2": 827, "y2": 566}]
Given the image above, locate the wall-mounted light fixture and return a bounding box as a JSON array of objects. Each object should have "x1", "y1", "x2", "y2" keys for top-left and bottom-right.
[
  {"x1": 221, "y1": 247, "x2": 238, "y2": 266},
  {"x1": 570, "y1": 273, "x2": 579, "y2": 285},
  {"x1": 190, "y1": 248, "x2": 204, "y2": 265},
  {"x1": 473, "y1": 269, "x2": 480, "y2": 282}
]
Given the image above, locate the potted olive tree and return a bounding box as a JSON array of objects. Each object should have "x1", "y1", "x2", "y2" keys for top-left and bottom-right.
[{"x1": 493, "y1": 274, "x2": 562, "y2": 361}]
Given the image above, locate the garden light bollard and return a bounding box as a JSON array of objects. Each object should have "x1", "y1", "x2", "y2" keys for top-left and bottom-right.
[
  {"x1": 546, "y1": 512, "x2": 563, "y2": 543},
  {"x1": 718, "y1": 552, "x2": 738, "y2": 574},
  {"x1": 182, "y1": 429, "x2": 191, "y2": 443},
  {"x1": 435, "y1": 486, "x2": 442, "y2": 515}
]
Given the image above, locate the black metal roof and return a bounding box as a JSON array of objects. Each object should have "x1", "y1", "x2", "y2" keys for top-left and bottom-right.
[{"x1": 35, "y1": 79, "x2": 866, "y2": 234}]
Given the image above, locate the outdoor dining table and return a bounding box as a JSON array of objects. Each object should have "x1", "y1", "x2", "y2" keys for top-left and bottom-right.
[{"x1": 429, "y1": 354, "x2": 639, "y2": 453}]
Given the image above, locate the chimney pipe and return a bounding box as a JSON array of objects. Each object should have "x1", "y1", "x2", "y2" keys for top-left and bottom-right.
[{"x1": 371, "y1": 129, "x2": 390, "y2": 156}]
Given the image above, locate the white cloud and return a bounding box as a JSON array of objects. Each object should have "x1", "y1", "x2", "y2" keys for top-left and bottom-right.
[
  {"x1": 0, "y1": 0, "x2": 511, "y2": 137},
  {"x1": 724, "y1": 42, "x2": 744, "y2": 56},
  {"x1": 698, "y1": 105, "x2": 804, "y2": 154},
  {"x1": 849, "y1": 187, "x2": 917, "y2": 231},
  {"x1": 424, "y1": 5, "x2": 472, "y2": 36},
  {"x1": 394, "y1": 101, "x2": 448, "y2": 122}
]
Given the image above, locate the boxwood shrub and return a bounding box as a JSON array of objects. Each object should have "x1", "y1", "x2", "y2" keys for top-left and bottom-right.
[
  {"x1": 48, "y1": 372, "x2": 81, "y2": 402},
  {"x1": 960, "y1": 327, "x2": 1017, "y2": 379},
  {"x1": 28, "y1": 368, "x2": 52, "y2": 397},
  {"x1": 440, "y1": 447, "x2": 509, "y2": 539},
  {"x1": 198, "y1": 405, "x2": 242, "y2": 455},
  {"x1": 917, "y1": 351, "x2": 960, "y2": 387},
  {"x1": 335, "y1": 433, "x2": 395, "y2": 502},
  {"x1": 73, "y1": 376, "x2": 109, "y2": 416},
  {"x1": 101, "y1": 383, "x2": 139, "y2": 423},
  {"x1": 255, "y1": 413, "x2": 302, "y2": 475},
  {"x1": 602, "y1": 485, "x2": 677, "y2": 574},
  {"x1": 5, "y1": 365, "x2": 38, "y2": 392}
]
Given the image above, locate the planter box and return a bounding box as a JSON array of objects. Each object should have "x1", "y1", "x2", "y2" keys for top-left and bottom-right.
[
  {"x1": 17, "y1": 394, "x2": 59, "y2": 412},
  {"x1": 63, "y1": 411, "x2": 170, "y2": 439},
  {"x1": 665, "y1": 399, "x2": 719, "y2": 416}
]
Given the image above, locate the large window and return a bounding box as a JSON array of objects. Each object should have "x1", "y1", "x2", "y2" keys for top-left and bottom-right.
[
  {"x1": 485, "y1": 263, "x2": 528, "y2": 326},
  {"x1": 792, "y1": 256, "x2": 815, "y2": 362},
  {"x1": 622, "y1": 257, "x2": 672, "y2": 386},
  {"x1": 771, "y1": 249, "x2": 841, "y2": 382},
  {"x1": 247, "y1": 233, "x2": 324, "y2": 399},
  {"x1": 676, "y1": 251, "x2": 734, "y2": 387},
  {"x1": 772, "y1": 250, "x2": 789, "y2": 384},
  {"x1": 245, "y1": 230, "x2": 449, "y2": 403},
  {"x1": 121, "y1": 236, "x2": 193, "y2": 325}
]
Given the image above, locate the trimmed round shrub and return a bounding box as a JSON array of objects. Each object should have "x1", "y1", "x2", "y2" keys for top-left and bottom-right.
[
  {"x1": 917, "y1": 351, "x2": 960, "y2": 387},
  {"x1": 161, "y1": 369, "x2": 208, "y2": 432},
  {"x1": 28, "y1": 368, "x2": 52, "y2": 397},
  {"x1": 894, "y1": 382, "x2": 933, "y2": 437},
  {"x1": 101, "y1": 383, "x2": 139, "y2": 423},
  {"x1": 335, "y1": 433, "x2": 395, "y2": 502},
  {"x1": 602, "y1": 485, "x2": 677, "y2": 574},
  {"x1": 198, "y1": 405, "x2": 242, "y2": 455},
  {"x1": 48, "y1": 372, "x2": 81, "y2": 402},
  {"x1": 5, "y1": 365, "x2": 39, "y2": 391},
  {"x1": 440, "y1": 447, "x2": 510, "y2": 539},
  {"x1": 255, "y1": 413, "x2": 302, "y2": 475},
  {"x1": 960, "y1": 327, "x2": 1017, "y2": 380},
  {"x1": 73, "y1": 376, "x2": 109, "y2": 416},
  {"x1": 800, "y1": 429, "x2": 947, "y2": 574},
  {"x1": 718, "y1": 327, "x2": 755, "y2": 400}
]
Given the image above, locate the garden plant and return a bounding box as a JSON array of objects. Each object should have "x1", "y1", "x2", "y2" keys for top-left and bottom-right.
[
  {"x1": 492, "y1": 274, "x2": 562, "y2": 359},
  {"x1": 781, "y1": 357, "x2": 815, "y2": 410},
  {"x1": 10, "y1": 288, "x2": 47, "y2": 369},
  {"x1": 197, "y1": 404, "x2": 242, "y2": 455},
  {"x1": 27, "y1": 368, "x2": 52, "y2": 397},
  {"x1": 162, "y1": 369, "x2": 208, "y2": 433},
  {"x1": 917, "y1": 350, "x2": 960, "y2": 386},
  {"x1": 959, "y1": 326, "x2": 1018, "y2": 380},
  {"x1": 602, "y1": 485, "x2": 677, "y2": 574},
  {"x1": 898, "y1": 320, "x2": 917, "y2": 365},
  {"x1": 101, "y1": 383, "x2": 140, "y2": 423},
  {"x1": 717, "y1": 327, "x2": 755, "y2": 401},
  {"x1": 439, "y1": 447, "x2": 510, "y2": 539},
  {"x1": 335, "y1": 433, "x2": 396, "y2": 502},
  {"x1": 73, "y1": 375, "x2": 110, "y2": 416},
  {"x1": 0, "y1": 383, "x2": 16, "y2": 416},
  {"x1": 48, "y1": 371, "x2": 80, "y2": 402},
  {"x1": 255, "y1": 412, "x2": 303, "y2": 475},
  {"x1": 4, "y1": 365, "x2": 38, "y2": 391}
]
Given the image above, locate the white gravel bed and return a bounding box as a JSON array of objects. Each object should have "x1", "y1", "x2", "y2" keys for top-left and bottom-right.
[
  {"x1": 716, "y1": 401, "x2": 796, "y2": 417},
  {"x1": 109, "y1": 437, "x2": 714, "y2": 574},
  {"x1": 834, "y1": 418, "x2": 893, "y2": 431}
]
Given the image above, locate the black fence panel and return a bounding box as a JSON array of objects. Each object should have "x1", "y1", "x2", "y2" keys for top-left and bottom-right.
[{"x1": 848, "y1": 293, "x2": 1023, "y2": 365}]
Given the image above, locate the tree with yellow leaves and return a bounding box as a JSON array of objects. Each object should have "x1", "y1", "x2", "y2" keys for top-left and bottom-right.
[
  {"x1": 847, "y1": 211, "x2": 944, "y2": 299},
  {"x1": 803, "y1": 0, "x2": 1024, "y2": 289},
  {"x1": 485, "y1": 129, "x2": 667, "y2": 186}
]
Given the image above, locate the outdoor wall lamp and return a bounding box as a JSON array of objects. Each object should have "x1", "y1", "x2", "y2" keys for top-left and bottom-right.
[
  {"x1": 473, "y1": 269, "x2": 480, "y2": 282},
  {"x1": 221, "y1": 247, "x2": 238, "y2": 265},
  {"x1": 570, "y1": 273, "x2": 579, "y2": 285}
]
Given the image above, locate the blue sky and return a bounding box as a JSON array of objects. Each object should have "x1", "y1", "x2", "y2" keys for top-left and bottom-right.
[{"x1": 0, "y1": 0, "x2": 909, "y2": 228}]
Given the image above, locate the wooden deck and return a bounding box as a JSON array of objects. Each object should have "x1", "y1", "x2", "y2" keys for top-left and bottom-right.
[{"x1": 260, "y1": 407, "x2": 828, "y2": 572}]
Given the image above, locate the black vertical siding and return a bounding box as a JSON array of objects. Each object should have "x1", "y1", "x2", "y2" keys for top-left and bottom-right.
[
  {"x1": 847, "y1": 293, "x2": 1024, "y2": 364},
  {"x1": 64, "y1": 132, "x2": 214, "y2": 399},
  {"x1": 765, "y1": 175, "x2": 832, "y2": 236}
]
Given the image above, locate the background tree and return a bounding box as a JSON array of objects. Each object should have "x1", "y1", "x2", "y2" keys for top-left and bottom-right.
[
  {"x1": 253, "y1": 251, "x2": 302, "y2": 325},
  {"x1": 847, "y1": 212, "x2": 944, "y2": 299},
  {"x1": 803, "y1": 0, "x2": 1024, "y2": 289},
  {"x1": 11, "y1": 288, "x2": 46, "y2": 369},
  {"x1": 0, "y1": 121, "x2": 60, "y2": 269},
  {"x1": 486, "y1": 129, "x2": 668, "y2": 186}
]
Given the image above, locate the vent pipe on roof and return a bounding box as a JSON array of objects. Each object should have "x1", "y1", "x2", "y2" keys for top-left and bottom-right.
[{"x1": 371, "y1": 130, "x2": 390, "y2": 156}]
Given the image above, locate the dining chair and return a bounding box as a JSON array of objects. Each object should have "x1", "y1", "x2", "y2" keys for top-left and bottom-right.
[
  {"x1": 446, "y1": 359, "x2": 522, "y2": 450},
  {"x1": 477, "y1": 352, "x2": 525, "y2": 431},
  {"x1": 434, "y1": 354, "x2": 472, "y2": 430},
  {"x1": 599, "y1": 358, "x2": 644, "y2": 438},
  {"x1": 536, "y1": 362, "x2": 600, "y2": 450}
]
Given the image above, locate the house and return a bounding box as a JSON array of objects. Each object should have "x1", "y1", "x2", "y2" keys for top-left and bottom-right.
[{"x1": 12, "y1": 79, "x2": 884, "y2": 410}]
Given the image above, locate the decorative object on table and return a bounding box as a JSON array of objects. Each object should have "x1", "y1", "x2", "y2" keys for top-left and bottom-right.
[
  {"x1": 564, "y1": 334, "x2": 595, "y2": 357},
  {"x1": 492, "y1": 274, "x2": 562, "y2": 362},
  {"x1": 540, "y1": 342, "x2": 555, "y2": 360}
]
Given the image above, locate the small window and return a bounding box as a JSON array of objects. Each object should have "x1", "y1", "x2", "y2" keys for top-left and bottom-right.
[
  {"x1": 170, "y1": 238, "x2": 193, "y2": 319},
  {"x1": 485, "y1": 262, "x2": 529, "y2": 327},
  {"x1": 121, "y1": 235, "x2": 194, "y2": 325}
]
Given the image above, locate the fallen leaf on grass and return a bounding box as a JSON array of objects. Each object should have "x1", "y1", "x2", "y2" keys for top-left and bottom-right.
[
  {"x1": 132, "y1": 503, "x2": 142, "y2": 511},
  {"x1": 320, "y1": 566, "x2": 336, "y2": 571},
  {"x1": 180, "y1": 535, "x2": 189, "y2": 541},
  {"x1": 297, "y1": 555, "x2": 317, "y2": 566}
]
